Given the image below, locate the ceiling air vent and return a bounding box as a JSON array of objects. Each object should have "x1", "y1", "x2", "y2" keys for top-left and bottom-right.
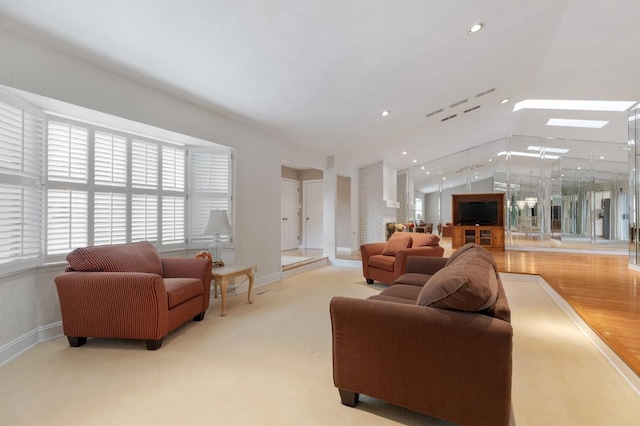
[
  {"x1": 476, "y1": 87, "x2": 497, "y2": 98},
  {"x1": 463, "y1": 105, "x2": 481, "y2": 114},
  {"x1": 450, "y1": 99, "x2": 468, "y2": 108},
  {"x1": 426, "y1": 108, "x2": 444, "y2": 118},
  {"x1": 441, "y1": 114, "x2": 457, "y2": 122}
]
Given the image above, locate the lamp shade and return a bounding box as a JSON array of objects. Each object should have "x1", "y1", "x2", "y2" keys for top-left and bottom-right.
[{"x1": 203, "y1": 210, "x2": 231, "y2": 236}]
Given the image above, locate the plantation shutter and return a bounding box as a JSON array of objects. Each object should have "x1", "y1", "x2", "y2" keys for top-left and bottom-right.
[
  {"x1": 189, "y1": 148, "x2": 232, "y2": 245},
  {"x1": 161, "y1": 146, "x2": 186, "y2": 246},
  {"x1": 0, "y1": 98, "x2": 43, "y2": 270},
  {"x1": 46, "y1": 120, "x2": 89, "y2": 257}
]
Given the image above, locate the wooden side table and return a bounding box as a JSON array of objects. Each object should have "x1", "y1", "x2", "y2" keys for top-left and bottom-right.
[{"x1": 212, "y1": 265, "x2": 255, "y2": 316}]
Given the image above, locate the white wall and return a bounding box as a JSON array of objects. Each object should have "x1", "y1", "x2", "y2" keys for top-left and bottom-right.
[{"x1": 0, "y1": 27, "x2": 331, "y2": 362}]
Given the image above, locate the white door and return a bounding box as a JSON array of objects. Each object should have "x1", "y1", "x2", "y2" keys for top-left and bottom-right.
[
  {"x1": 304, "y1": 180, "x2": 323, "y2": 249},
  {"x1": 281, "y1": 179, "x2": 300, "y2": 251}
]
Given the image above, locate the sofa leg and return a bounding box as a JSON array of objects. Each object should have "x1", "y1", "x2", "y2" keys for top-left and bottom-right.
[
  {"x1": 146, "y1": 339, "x2": 163, "y2": 350},
  {"x1": 366, "y1": 278, "x2": 374, "y2": 284},
  {"x1": 67, "y1": 336, "x2": 87, "y2": 347},
  {"x1": 193, "y1": 312, "x2": 205, "y2": 321},
  {"x1": 338, "y1": 389, "x2": 359, "y2": 407}
]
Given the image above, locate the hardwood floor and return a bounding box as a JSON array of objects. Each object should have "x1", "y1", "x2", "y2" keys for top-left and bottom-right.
[{"x1": 492, "y1": 250, "x2": 640, "y2": 377}]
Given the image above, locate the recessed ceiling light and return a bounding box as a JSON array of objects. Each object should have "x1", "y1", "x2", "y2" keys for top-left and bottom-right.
[
  {"x1": 600, "y1": 156, "x2": 605, "y2": 159},
  {"x1": 402, "y1": 151, "x2": 408, "y2": 155},
  {"x1": 500, "y1": 98, "x2": 510, "y2": 104},
  {"x1": 412, "y1": 159, "x2": 417, "y2": 163},
  {"x1": 513, "y1": 99, "x2": 636, "y2": 112},
  {"x1": 420, "y1": 166, "x2": 425, "y2": 170},
  {"x1": 547, "y1": 118, "x2": 609, "y2": 128},
  {"x1": 426, "y1": 171, "x2": 430, "y2": 175},
  {"x1": 468, "y1": 23, "x2": 483, "y2": 34},
  {"x1": 527, "y1": 145, "x2": 569, "y2": 154},
  {"x1": 381, "y1": 110, "x2": 390, "y2": 117}
]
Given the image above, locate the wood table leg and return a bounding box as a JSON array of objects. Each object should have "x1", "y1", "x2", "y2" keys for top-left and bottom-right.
[
  {"x1": 218, "y1": 277, "x2": 228, "y2": 316},
  {"x1": 247, "y1": 271, "x2": 254, "y2": 304}
]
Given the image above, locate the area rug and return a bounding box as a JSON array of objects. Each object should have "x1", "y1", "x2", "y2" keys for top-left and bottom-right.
[{"x1": 281, "y1": 255, "x2": 313, "y2": 267}]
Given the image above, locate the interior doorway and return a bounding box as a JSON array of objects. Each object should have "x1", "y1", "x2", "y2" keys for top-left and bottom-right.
[{"x1": 281, "y1": 178, "x2": 300, "y2": 251}]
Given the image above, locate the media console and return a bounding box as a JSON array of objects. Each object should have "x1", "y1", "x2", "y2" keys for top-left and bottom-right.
[{"x1": 451, "y1": 193, "x2": 505, "y2": 250}]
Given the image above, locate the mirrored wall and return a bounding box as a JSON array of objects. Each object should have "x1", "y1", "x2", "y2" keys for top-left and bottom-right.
[{"x1": 415, "y1": 134, "x2": 630, "y2": 253}]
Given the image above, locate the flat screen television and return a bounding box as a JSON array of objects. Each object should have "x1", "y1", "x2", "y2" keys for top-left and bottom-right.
[{"x1": 457, "y1": 201, "x2": 498, "y2": 226}]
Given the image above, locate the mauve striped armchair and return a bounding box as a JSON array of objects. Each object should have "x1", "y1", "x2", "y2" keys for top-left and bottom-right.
[{"x1": 54, "y1": 241, "x2": 212, "y2": 350}]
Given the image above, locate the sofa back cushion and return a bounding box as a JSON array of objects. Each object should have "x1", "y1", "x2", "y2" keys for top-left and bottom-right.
[
  {"x1": 446, "y1": 242, "x2": 498, "y2": 272},
  {"x1": 416, "y1": 248, "x2": 498, "y2": 312},
  {"x1": 410, "y1": 233, "x2": 440, "y2": 247},
  {"x1": 382, "y1": 232, "x2": 413, "y2": 256},
  {"x1": 66, "y1": 241, "x2": 164, "y2": 275}
]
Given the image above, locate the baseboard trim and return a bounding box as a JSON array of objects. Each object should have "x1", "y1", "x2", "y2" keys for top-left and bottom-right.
[{"x1": 0, "y1": 322, "x2": 63, "y2": 367}]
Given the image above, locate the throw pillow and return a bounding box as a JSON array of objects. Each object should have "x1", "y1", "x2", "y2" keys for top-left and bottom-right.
[
  {"x1": 381, "y1": 232, "x2": 413, "y2": 256},
  {"x1": 411, "y1": 233, "x2": 440, "y2": 247},
  {"x1": 416, "y1": 250, "x2": 499, "y2": 312}
]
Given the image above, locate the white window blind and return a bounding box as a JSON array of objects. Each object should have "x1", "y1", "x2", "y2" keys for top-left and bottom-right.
[
  {"x1": 162, "y1": 196, "x2": 184, "y2": 245},
  {"x1": 162, "y1": 146, "x2": 185, "y2": 192},
  {"x1": 94, "y1": 192, "x2": 127, "y2": 245},
  {"x1": 132, "y1": 139, "x2": 158, "y2": 189},
  {"x1": 0, "y1": 96, "x2": 43, "y2": 271},
  {"x1": 189, "y1": 148, "x2": 233, "y2": 244},
  {"x1": 94, "y1": 131, "x2": 127, "y2": 187},
  {"x1": 47, "y1": 121, "x2": 88, "y2": 183},
  {"x1": 47, "y1": 189, "x2": 88, "y2": 254},
  {"x1": 131, "y1": 194, "x2": 158, "y2": 242}
]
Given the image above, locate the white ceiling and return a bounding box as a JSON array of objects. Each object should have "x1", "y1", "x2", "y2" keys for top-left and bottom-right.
[{"x1": 1, "y1": 0, "x2": 639, "y2": 192}]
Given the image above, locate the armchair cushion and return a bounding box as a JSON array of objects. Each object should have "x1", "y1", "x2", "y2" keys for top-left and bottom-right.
[
  {"x1": 164, "y1": 278, "x2": 204, "y2": 309},
  {"x1": 66, "y1": 241, "x2": 163, "y2": 275},
  {"x1": 417, "y1": 249, "x2": 498, "y2": 312},
  {"x1": 410, "y1": 233, "x2": 440, "y2": 247},
  {"x1": 381, "y1": 232, "x2": 412, "y2": 256},
  {"x1": 368, "y1": 255, "x2": 395, "y2": 271}
]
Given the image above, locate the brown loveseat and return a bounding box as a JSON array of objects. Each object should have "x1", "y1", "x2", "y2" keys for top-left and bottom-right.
[
  {"x1": 54, "y1": 241, "x2": 212, "y2": 350},
  {"x1": 360, "y1": 232, "x2": 444, "y2": 284},
  {"x1": 331, "y1": 243, "x2": 513, "y2": 426}
]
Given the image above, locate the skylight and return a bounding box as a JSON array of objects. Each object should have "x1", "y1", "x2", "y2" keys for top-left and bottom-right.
[
  {"x1": 547, "y1": 118, "x2": 608, "y2": 128},
  {"x1": 497, "y1": 151, "x2": 560, "y2": 160},
  {"x1": 513, "y1": 99, "x2": 636, "y2": 112}
]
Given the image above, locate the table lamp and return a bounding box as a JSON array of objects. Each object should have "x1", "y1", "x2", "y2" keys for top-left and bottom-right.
[{"x1": 203, "y1": 209, "x2": 231, "y2": 267}]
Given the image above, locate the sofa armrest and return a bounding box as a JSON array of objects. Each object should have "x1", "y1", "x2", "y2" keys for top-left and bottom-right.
[
  {"x1": 330, "y1": 296, "x2": 512, "y2": 425},
  {"x1": 162, "y1": 257, "x2": 211, "y2": 281},
  {"x1": 393, "y1": 246, "x2": 445, "y2": 280},
  {"x1": 54, "y1": 272, "x2": 170, "y2": 339},
  {"x1": 403, "y1": 255, "x2": 448, "y2": 274}
]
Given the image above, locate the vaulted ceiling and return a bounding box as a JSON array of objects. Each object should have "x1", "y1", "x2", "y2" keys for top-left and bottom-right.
[{"x1": 1, "y1": 0, "x2": 639, "y2": 192}]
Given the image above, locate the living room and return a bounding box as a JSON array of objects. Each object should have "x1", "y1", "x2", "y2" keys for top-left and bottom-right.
[{"x1": 2, "y1": 1, "x2": 640, "y2": 424}]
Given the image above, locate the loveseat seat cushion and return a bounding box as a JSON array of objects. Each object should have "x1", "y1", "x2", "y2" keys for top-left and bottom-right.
[
  {"x1": 368, "y1": 254, "x2": 396, "y2": 272},
  {"x1": 372, "y1": 284, "x2": 422, "y2": 303},
  {"x1": 66, "y1": 241, "x2": 163, "y2": 275},
  {"x1": 393, "y1": 272, "x2": 433, "y2": 286},
  {"x1": 417, "y1": 248, "x2": 498, "y2": 312},
  {"x1": 164, "y1": 278, "x2": 204, "y2": 309}
]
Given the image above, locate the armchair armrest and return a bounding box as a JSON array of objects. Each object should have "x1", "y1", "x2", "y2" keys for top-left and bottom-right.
[
  {"x1": 54, "y1": 272, "x2": 169, "y2": 340},
  {"x1": 393, "y1": 246, "x2": 445, "y2": 280},
  {"x1": 330, "y1": 296, "x2": 512, "y2": 425},
  {"x1": 360, "y1": 242, "x2": 387, "y2": 278}
]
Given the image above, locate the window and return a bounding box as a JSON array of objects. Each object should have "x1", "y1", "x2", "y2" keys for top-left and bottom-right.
[
  {"x1": 44, "y1": 116, "x2": 231, "y2": 262},
  {"x1": 189, "y1": 148, "x2": 233, "y2": 244},
  {"x1": 0, "y1": 86, "x2": 233, "y2": 274},
  {"x1": 415, "y1": 197, "x2": 423, "y2": 222},
  {"x1": 0, "y1": 95, "x2": 43, "y2": 273}
]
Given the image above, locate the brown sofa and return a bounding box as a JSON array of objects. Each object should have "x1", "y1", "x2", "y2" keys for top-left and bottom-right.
[
  {"x1": 54, "y1": 241, "x2": 212, "y2": 350},
  {"x1": 331, "y1": 243, "x2": 513, "y2": 426},
  {"x1": 360, "y1": 232, "x2": 444, "y2": 284}
]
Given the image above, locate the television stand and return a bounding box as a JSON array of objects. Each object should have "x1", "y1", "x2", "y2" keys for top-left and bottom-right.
[{"x1": 452, "y1": 225, "x2": 504, "y2": 250}]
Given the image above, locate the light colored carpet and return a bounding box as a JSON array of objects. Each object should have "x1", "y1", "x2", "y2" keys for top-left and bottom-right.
[
  {"x1": 1, "y1": 265, "x2": 640, "y2": 425},
  {"x1": 281, "y1": 255, "x2": 314, "y2": 267}
]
